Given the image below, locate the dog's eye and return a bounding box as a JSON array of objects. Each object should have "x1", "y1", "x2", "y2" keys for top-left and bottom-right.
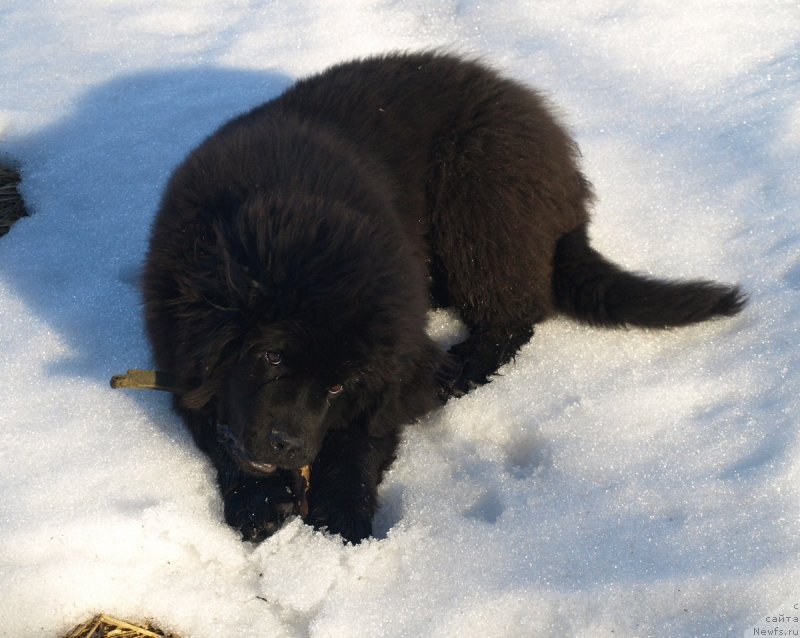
[
  {"x1": 265, "y1": 351, "x2": 282, "y2": 366},
  {"x1": 327, "y1": 384, "x2": 344, "y2": 396}
]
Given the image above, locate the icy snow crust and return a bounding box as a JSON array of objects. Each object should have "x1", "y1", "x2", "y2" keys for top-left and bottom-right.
[{"x1": 1, "y1": 2, "x2": 798, "y2": 637}]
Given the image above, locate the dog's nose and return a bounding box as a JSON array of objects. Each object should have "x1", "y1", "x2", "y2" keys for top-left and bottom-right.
[
  {"x1": 268, "y1": 429, "x2": 304, "y2": 460},
  {"x1": 217, "y1": 424, "x2": 242, "y2": 454}
]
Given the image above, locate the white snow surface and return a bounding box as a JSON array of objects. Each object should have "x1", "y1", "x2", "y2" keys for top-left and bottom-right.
[{"x1": 1, "y1": 2, "x2": 799, "y2": 637}]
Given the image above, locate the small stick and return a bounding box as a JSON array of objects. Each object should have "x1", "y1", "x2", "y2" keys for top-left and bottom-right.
[{"x1": 110, "y1": 369, "x2": 183, "y2": 393}]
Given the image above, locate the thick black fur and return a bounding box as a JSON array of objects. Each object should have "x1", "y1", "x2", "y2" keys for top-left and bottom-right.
[{"x1": 142, "y1": 52, "x2": 745, "y2": 543}]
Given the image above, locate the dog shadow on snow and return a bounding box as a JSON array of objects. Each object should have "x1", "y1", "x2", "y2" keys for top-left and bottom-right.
[{"x1": 5, "y1": 67, "x2": 292, "y2": 433}]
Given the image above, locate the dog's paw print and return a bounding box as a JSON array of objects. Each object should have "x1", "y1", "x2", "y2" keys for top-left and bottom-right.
[{"x1": 464, "y1": 489, "x2": 504, "y2": 524}]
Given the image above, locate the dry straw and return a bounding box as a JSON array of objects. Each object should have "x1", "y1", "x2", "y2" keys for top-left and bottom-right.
[
  {"x1": 0, "y1": 164, "x2": 27, "y2": 236},
  {"x1": 63, "y1": 614, "x2": 180, "y2": 638}
]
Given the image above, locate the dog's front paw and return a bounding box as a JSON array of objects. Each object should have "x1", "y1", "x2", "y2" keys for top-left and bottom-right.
[
  {"x1": 307, "y1": 495, "x2": 373, "y2": 544},
  {"x1": 223, "y1": 476, "x2": 298, "y2": 542},
  {"x1": 438, "y1": 356, "x2": 489, "y2": 401}
]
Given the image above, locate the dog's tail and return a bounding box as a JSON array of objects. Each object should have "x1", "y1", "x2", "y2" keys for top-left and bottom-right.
[{"x1": 552, "y1": 225, "x2": 746, "y2": 328}]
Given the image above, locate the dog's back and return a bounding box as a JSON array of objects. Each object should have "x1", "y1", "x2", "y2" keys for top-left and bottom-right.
[{"x1": 172, "y1": 52, "x2": 744, "y2": 395}]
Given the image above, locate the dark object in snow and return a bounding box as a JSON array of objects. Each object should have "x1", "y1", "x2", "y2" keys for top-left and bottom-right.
[
  {"x1": 63, "y1": 614, "x2": 179, "y2": 638},
  {"x1": 0, "y1": 164, "x2": 27, "y2": 236},
  {"x1": 140, "y1": 51, "x2": 746, "y2": 544}
]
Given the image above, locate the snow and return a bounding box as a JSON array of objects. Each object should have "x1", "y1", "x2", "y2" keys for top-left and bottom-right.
[{"x1": 1, "y1": 2, "x2": 798, "y2": 636}]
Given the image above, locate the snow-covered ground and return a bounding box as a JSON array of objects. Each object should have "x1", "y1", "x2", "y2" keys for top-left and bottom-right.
[{"x1": 1, "y1": 2, "x2": 798, "y2": 636}]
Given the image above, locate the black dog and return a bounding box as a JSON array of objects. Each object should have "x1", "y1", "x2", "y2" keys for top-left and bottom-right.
[{"x1": 142, "y1": 52, "x2": 745, "y2": 543}]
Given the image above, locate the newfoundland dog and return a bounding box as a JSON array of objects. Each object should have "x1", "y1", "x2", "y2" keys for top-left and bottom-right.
[{"x1": 142, "y1": 52, "x2": 744, "y2": 543}]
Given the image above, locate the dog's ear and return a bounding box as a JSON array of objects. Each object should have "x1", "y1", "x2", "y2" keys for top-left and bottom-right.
[
  {"x1": 359, "y1": 389, "x2": 397, "y2": 437},
  {"x1": 179, "y1": 331, "x2": 241, "y2": 411},
  {"x1": 180, "y1": 380, "x2": 219, "y2": 411}
]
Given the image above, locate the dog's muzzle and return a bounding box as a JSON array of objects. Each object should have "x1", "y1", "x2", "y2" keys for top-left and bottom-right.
[{"x1": 216, "y1": 424, "x2": 279, "y2": 476}]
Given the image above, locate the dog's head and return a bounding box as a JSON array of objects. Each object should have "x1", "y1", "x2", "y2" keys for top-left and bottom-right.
[
  {"x1": 166, "y1": 190, "x2": 437, "y2": 475},
  {"x1": 213, "y1": 324, "x2": 389, "y2": 473}
]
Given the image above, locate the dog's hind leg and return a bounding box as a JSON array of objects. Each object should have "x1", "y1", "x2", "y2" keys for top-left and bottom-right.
[
  {"x1": 429, "y1": 167, "x2": 561, "y2": 399},
  {"x1": 442, "y1": 324, "x2": 534, "y2": 397},
  {"x1": 430, "y1": 199, "x2": 552, "y2": 399},
  {"x1": 426, "y1": 92, "x2": 592, "y2": 399}
]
